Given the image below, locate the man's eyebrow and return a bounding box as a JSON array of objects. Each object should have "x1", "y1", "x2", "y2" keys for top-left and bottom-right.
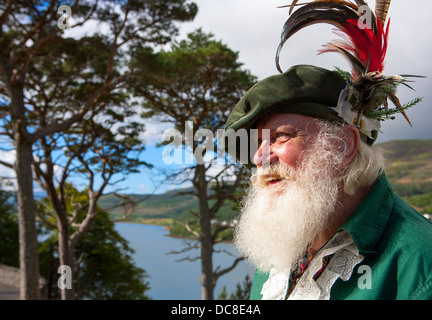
[
  {"x1": 255, "y1": 125, "x2": 296, "y2": 136},
  {"x1": 274, "y1": 125, "x2": 297, "y2": 133}
]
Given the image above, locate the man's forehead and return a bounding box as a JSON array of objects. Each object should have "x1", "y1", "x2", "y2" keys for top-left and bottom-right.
[{"x1": 256, "y1": 113, "x2": 318, "y2": 131}]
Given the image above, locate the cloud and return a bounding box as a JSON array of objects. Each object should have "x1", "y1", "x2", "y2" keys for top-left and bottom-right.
[
  {"x1": 141, "y1": 117, "x2": 175, "y2": 145},
  {"x1": 0, "y1": 149, "x2": 15, "y2": 179}
]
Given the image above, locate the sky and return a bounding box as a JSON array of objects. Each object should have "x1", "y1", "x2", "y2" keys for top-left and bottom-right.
[{"x1": 1, "y1": 0, "x2": 432, "y2": 195}]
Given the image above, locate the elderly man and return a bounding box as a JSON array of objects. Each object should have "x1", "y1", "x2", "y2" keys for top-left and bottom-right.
[
  {"x1": 224, "y1": 64, "x2": 432, "y2": 300},
  {"x1": 224, "y1": 0, "x2": 432, "y2": 300}
]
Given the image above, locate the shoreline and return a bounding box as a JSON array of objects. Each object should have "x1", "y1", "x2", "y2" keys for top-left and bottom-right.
[
  {"x1": 114, "y1": 219, "x2": 199, "y2": 241},
  {"x1": 114, "y1": 219, "x2": 235, "y2": 243}
]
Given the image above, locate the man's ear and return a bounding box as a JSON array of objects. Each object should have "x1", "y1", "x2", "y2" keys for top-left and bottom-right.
[{"x1": 340, "y1": 124, "x2": 360, "y2": 169}]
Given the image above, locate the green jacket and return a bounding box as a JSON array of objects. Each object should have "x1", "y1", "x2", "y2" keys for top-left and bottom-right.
[{"x1": 250, "y1": 173, "x2": 432, "y2": 300}]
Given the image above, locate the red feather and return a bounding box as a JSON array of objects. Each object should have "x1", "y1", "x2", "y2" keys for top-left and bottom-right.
[{"x1": 320, "y1": 17, "x2": 390, "y2": 77}]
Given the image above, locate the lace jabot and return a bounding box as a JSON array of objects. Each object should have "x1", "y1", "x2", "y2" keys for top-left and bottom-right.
[{"x1": 261, "y1": 230, "x2": 364, "y2": 300}]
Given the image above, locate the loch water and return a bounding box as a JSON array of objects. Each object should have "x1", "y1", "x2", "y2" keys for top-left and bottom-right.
[{"x1": 115, "y1": 222, "x2": 255, "y2": 300}]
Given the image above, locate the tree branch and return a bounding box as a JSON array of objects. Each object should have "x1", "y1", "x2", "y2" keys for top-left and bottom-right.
[
  {"x1": 213, "y1": 257, "x2": 245, "y2": 284},
  {"x1": 183, "y1": 220, "x2": 201, "y2": 239},
  {"x1": 0, "y1": 159, "x2": 13, "y2": 169},
  {"x1": 0, "y1": 0, "x2": 13, "y2": 27},
  {"x1": 168, "y1": 240, "x2": 201, "y2": 262},
  {"x1": 31, "y1": 74, "x2": 127, "y2": 142}
]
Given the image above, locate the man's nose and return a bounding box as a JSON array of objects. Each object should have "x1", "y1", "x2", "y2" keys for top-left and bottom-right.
[{"x1": 253, "y1": 139, "x2": 277, "y2": 168}]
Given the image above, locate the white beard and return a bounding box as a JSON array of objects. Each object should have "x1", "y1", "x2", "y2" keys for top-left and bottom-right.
[{"x1": 234, "y1": 138, "x2": 343, "y2": 274}]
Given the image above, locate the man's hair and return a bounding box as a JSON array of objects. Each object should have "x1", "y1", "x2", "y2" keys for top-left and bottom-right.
[{"x1": 314, "y1": 120, "x2": 385, "y2": 195}]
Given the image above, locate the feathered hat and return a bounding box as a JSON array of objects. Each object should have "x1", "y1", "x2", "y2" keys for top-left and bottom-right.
[{"x1": 224, "y1": 0, "x2": 423, "y2": 168}]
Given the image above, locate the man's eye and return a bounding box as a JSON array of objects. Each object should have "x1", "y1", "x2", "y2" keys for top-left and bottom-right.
[
  {"x1": 257, "y1": 132, "x2": 294, "y2": 146},
  {"x1": 275, "y1": 132, "x2": 292, "y2": 141}
]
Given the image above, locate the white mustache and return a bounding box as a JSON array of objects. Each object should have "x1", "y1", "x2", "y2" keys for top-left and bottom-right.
[{"x1": 250, "y1": 163, "x2": 294, "y2": 187}]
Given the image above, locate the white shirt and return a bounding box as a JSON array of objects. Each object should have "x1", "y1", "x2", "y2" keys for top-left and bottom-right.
[{"x1": 261, "y1": 231, "x2": 364, "y2": 300}]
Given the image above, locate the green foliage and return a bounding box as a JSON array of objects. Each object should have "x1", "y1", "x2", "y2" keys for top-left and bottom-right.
[
  {"x1": 169, "y1": 219, "x2": 199, "y2": 238},
  {"x1": 218, "y1": 274, "x2": 252, "y2": 300},
  {"x1": 0, "y1": 0, "x2": 197, "y2": 300},
  {"x1": 169, "y1": 217, "x2": 235, "y2": 241},
  {"x1": 0, "y1": 182, "x2": 19, "y2": 267},
  {"x1": 403, "y1": 193, "x2": 432, "y2": 215},
  {"x1": 366, "y1": 97, "x2": 423, "y2": 121},
  {"x1": 38, "y1": 185, "x2": 151, "y2": 300},
  {"x1": 392, "y1": 182, "x2": 432, "y2": 197},
  {"x1": 335, "y1": 67, "x2": 352, "y2": 82},
  {"x1": 130, "y1": 28, "x2": 256, "y2": 132}
]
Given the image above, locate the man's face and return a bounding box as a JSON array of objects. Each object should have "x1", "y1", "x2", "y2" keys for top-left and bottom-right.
[
  {"x1": 252, "y1": 113, "x2": 321, "y2": 188},
  {"x1": 234, "y1": 114, "x2": 345, "y2": 274}
]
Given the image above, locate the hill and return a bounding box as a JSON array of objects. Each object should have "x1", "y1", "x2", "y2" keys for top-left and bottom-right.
[
  {"x1": 98, "y1": 139, "x2": 432, "y2": 224},
  {"x1": 98, "y1": 188, "x2": 197, "y2": 224},
  {"x1": 379, "y1": 139, "x2": 432, "y2": 185},
  {"x1": 378, "y1": 139, "x2": 432, "y2": 215},
  {"x1": 98, "y1": 186, "x2": 236, "y2": 225}
]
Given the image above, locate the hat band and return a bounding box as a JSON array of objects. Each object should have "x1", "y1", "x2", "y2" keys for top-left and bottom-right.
[{"x1": 331, "y1": 86, "x2": 382, "y2": 141}]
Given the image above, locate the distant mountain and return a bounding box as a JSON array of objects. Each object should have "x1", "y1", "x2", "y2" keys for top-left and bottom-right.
[
  {"x1": 98, "y1": 184, "x2": 236, "y2": 224},
  {"x1": 378, "y1": 139, "x2": 432, "y2": 185},
  {"x1": 377, "y1": 139, "x2": 432, "y2": 215},
  {"x1": 97, "y1": 139, "x2": 432, "y2": 223},
  {"x1": 98, "y1": 187, "x2": 198, "y2": 222}
]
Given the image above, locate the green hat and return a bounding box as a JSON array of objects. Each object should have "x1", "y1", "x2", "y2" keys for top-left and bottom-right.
[{"x1": 224, "y1": 64, "x2": 378, "y2": 169}]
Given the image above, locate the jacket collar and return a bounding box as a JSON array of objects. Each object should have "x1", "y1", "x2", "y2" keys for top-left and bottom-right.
[{"x1": 338, "y1": 173, "x2": 394, "y2": 255}]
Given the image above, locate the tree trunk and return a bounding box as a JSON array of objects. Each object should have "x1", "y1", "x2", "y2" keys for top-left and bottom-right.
[
  {"x1": 15, "y1": 139, "x2": 40, "y2": 300},
  {"x1": 200, "y1": 213, "x2": 214, "y2": 300},
  {"x1": 196, "y1": 164, "x2": 214, "y2": 300},
  {"x1": 11, "y1": 82, "x2": 40, "y2": 300},
  {"x1": 57, "y1": 217, "x2": 75, "y2": 300}
]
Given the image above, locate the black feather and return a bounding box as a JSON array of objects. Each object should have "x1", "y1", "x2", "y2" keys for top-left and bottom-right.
[{"x1": 276, "y1": 2, "x2": 362, "y2": 72}]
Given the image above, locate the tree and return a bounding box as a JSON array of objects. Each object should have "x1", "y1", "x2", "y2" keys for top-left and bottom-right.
[
  {"x1": 32, "y1": 111, "x2": 148, "y2": 299},
  {"x1": 218, "y1": 274, "x2": 252, "y2": 300},
  {"x1": 38, "y1": 185, "x2": 150, "y2": 300},
  {"x1": 130, "y1": 29, "x2": 256, "y2": 300},
  {"x1": 0, "y1": 0, "x2": 197, "y2": 299},
  {"x1": 0, "y1": 0, "x2": 102, "y2": 299}
]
